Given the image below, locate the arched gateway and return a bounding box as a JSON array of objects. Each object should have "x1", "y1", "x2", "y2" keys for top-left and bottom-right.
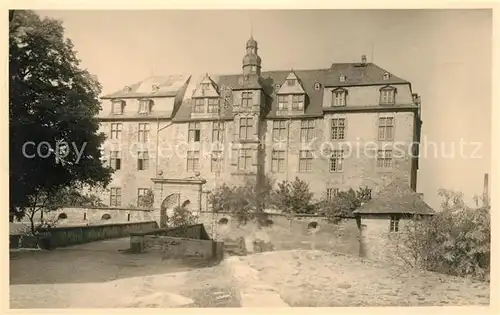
[{"x1": 160, "y1": 193, "x2": 180, "y2": 228}]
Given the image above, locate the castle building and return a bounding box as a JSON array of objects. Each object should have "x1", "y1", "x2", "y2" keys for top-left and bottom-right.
[{"x1": 97, "y1": 36, "x2": 423, "y2": 212}]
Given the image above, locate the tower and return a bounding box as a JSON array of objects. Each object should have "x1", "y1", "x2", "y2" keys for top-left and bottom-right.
[{"x1": 242, "y1": 36, "x2": 262, "y2": 76}]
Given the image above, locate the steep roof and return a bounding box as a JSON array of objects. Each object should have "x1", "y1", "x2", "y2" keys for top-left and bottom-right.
[
  {"x1": 353, "y1": 178, "x2": 435, "y2": 215},
  {"x1": 151, "y1": 62, "x2": 411, "y2": 122},
  {"x1": 101, "y1": 75, "x2": 190, "y2": 99}
]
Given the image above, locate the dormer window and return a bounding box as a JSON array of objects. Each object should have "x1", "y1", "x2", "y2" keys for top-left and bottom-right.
[
  {"x1": 275, "y1": 84, "x2": 281, "y2": 92},
  {"x1": 202, "y1": 83, "x2": 210, "y2": 90},
  {"x1": 383, "y1": 72, "x2": 390, "y2": 80},
  {"x1": 332, "y1": 89, "x2": 347, "y2": 107},
  {"x1": 314, "y1": 82, "x2": 321, "y2": 91},
  {"x1": 380, "y1": 86, "x2": 396, "y2": 105},
  {"x1": 241, "y1": 91, "x2": 253, "y2": 107},
  {"x1": 152, "y1": 85, "x2": 160, "y2": 92},
  {"x1": 278, "y1": 95, "x2": 288, "y2": 111},
  {"x1": 208, "y1": 98, "x2": 219, "y2": 113},
  {"x1": 292, "y1": 94, "x2": 305, "y2": 111},
  {"x1": 287, "y1": 79, "x2": 296, "y2": 86},
  {"x1": 138, "y1": 99, "x2": 152, "y2": 114},
  {"x1": 340, "y1": 74, "x2": 346, "y2": 82},
  {"x1": 124, "y1": 86, "x2": 132, "y2": 93},
  {"x1": 193, "y1": 98, "x2": 205, "y2": 113},
  {"x1": 112, "y1": 100, "x2": 124, "y2": 115}
]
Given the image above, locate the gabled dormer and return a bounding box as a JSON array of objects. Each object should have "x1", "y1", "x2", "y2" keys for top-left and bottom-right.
[
  {"x1": 379, "y1": 85, "x2": 397, "y2": 105},
  {"x1": 330, "y1": 87, "x2": 348, "y2": 107},
  {"x1": 276, "y1": 71, "x2": 307, "y2": 115},
  {"x1": 191, "y1": 74, "x2": 221, "y2": 115}
]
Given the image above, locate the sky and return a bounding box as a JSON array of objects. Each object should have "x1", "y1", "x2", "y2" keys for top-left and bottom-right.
[{"x1": 36, "y1": 9, "x2": 492, "y2": 210}]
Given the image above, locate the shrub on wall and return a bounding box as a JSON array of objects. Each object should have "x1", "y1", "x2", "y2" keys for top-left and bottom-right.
[
  {"x1": 271, "y1": 177, "x2": 315, "y2": 226},
  {"x1": 319, "y1": 186, "x2": 372, "y2": 224},
  {"x1": 209, "y1": 175, "x2": 274, "y2": 226},
  {"x1": 396, "y1": 189, "x2": 490, "y2": 281},
  {"x1": 170, "y1": 205, "x2": 198, "y2": 228}
]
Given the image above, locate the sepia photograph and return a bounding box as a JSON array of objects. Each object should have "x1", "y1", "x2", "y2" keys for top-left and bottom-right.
[{"x1": 8, "y1": 7, "x2": 493, "y2": 309}]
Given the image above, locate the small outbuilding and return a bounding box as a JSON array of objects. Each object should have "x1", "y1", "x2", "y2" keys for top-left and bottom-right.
[{"x1": 353, "y1": 178, "x2": 435, "y2": 263}]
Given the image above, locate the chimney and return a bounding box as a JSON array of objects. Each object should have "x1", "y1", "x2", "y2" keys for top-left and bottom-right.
[
  {"x1": 361, "y1": 54, "x2": 367, "y2": 65},
  {"x1": 483, "y1": 173, "x2": 489, "y2": 206}
]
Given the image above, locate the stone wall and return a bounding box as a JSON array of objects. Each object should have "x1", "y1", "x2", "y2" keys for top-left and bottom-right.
[
  {"x1": 142, "y1": 235, "x2": 217, "y2": 260},
  {"x1": 16, "y1": 207, "x2": 155, "y2": 227},
  {"x1": 359, "y1": 214, "x2": 411, "y2": 265},
  {"x1": 195, "y1": 212, "x2": 362, "y2": 257},
  {"x1": 37, "y1": 221, "x2": 158, "y2": 249}
]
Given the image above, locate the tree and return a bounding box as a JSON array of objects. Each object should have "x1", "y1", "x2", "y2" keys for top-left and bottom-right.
[
  {"x1": 170, "y1": 205, "x2": 198, "y2": 228},
  {"x1": 271, "y1": 177, "x2": 315, "y2": 226},
  {"x1": 396, "y1": 189, "x2": 491, "y2": 281},
  {"x1": 21, "y1": 186, "x2": 106, "y2": 235},
  {"x1": 137, "y1": 189, "x2": 154, "y2": 209},
  {"x1": 9, "y1": 10, "x2": 112, "y2": 220},
  {"x1": 319, "y1": 186, "x2": 372, "y2": 224},
  {"x1": 209, "y1": 175, "x2": 275, "y2": 226}
]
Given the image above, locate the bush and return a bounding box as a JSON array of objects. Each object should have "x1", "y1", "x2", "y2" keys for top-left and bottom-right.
[
  {"x1": 209, "y1": 175, "x2": 274, "y2": 226},
  {"x1": 319, "y1": 186, "x2": 372, "y2": 224},
  {"x1": 170, "y1": 205, "x2": 197, "y2": 228},
  {"x1": 396, "y1": 189, "x2": 490, "y2": 281}
]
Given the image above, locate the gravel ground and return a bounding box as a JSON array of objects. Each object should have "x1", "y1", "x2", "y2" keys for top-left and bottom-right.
[
  {"x1": 9, "y1": 238, "x2": 240, "y2": 308},
  {"x1": 241, "y1": 250, "x2": 490, "y2": 307}
]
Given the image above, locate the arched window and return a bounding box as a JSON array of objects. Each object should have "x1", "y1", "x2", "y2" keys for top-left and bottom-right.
[
  {"x1": 101, "y1": 213, "x2": 111, "y2": 220},
  {"x1": 307, "y1": 221, "x2": 318, "y2": 229},
  {"x1": 218, "y1": 217, "x2": 229, "y2": 225},
  {"x1": 58, "y1": 213, "x2": 68, "y2": 220}
]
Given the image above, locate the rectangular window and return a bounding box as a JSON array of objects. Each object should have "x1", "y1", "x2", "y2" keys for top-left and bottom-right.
[
  {"x1": 287, "y1": 79, "x2": 296, "y2": 86},
  {"x1": 193, "y1": 98, "x2": 205, "y2": 113},
  {"x1": 329, "y1": 150, "x2": 344, "y2": 172},
  {"x1": 188, "y1": 122, "x2": 201, "y2": 142},
  {"x1": 238, "y1": 148, "x2": 252, "y2": 171},
  {"x1": 187, "y1": 150, "x2": 200, "y2": 171},
  {"x1": 380, "y1": 89, "x2": 395, "y2": 104},
  {"x1": 332, "y1": 91, "x2": 346, "y2": 107},
  {"x1": 278, "y1": 95, "x2": 288, "y2": 111},
  {"x1": 271, "y1": 150, "x2": 285, "y2": 173},
  {"x1": 137, "y1": 188, "x2": 149, "y2": 207},
  {"x1": 292, "y1": 94, "x2": 305, "y2": 111},
  {"x1": 378, "y1": 117, "x2": 394, "y2": 141},
  {"x1": 110, "y1": 151, "x2": 121, "y2": 170},
  {"x1": 326, "y1": 188, "x2": 340, "y2": 201},
  {"x1": 241, "y1": 92, "x2": 253, "y2": 107},
  {"x1": 211, "y1": 151, "x2": 223, "y2": 172},
  {"x1": 138, "y1": 123, "x2": 150, "y2": 142},
  {"x1": 110, "y1": 123, "x2": 122, "y2": 140},
  {"x1": 138, "y1": 100, "x2": 151, "y2": 114},
  {"x1": 300, "y1": 119, "x2": 315, "y2": 142},
  {"x1": 377, "y1": 150, "x2": 393, "y2": 168},
  {"x1": 110, "y1": 188, "x2": 122, "y2": 207},
  {"x1": 299, "y1": 150, "x2": 313, "y2": 172},
  {"x1": 137, "y1": 151, "x2": 149, "y2": 170},
  {"x1": 390, "y1": 215, "x2": 400, "y2": 232},
  {"x1": 331, "y1": 118, "x2": 346, "y2": 140},
  {"x1": 208, "y1": 98, "x2": 219, "y2": 113},
  {"x1": 239, "y1": 117, "x2": 253, "y2": 140},
  {"x1": 272, "y1": 120, "x2": 287, "y2": 141},
  {"x1": 212, "y1": 122, "x2": 224, "y2": 142},
  {"x1": 112, "y1": 101, "x2": 123, "y2": 114}
]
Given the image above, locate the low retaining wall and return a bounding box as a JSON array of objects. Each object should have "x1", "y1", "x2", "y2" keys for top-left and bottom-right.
[
  {"x1": 129, "y1": 224, "x2": 223, "y2": 261},
  {"x1": 34, "y1": 221, "x2": 159, "y2": 249}
]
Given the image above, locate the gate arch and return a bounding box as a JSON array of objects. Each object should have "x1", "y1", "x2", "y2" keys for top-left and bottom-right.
[{"x1": 160, "y1": 193, "x2": 180, "y2": 228}]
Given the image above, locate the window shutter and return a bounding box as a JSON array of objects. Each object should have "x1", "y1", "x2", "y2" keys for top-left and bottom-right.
[
  {"x1": 253, "y1": 116, "x2": 259, "y2": 136},
  {"x1": 234, "y1": 116, "x2": 240, "y2": 141},
  {"x1": 231, "y1": 148, "x2": 238, "y2": 165},
  {"x1": 252, "y1": 91, "x2": 259, "y2": 107},
  {"x1": 252, "y1": 148, "x2": 259, "y2": 165}
]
